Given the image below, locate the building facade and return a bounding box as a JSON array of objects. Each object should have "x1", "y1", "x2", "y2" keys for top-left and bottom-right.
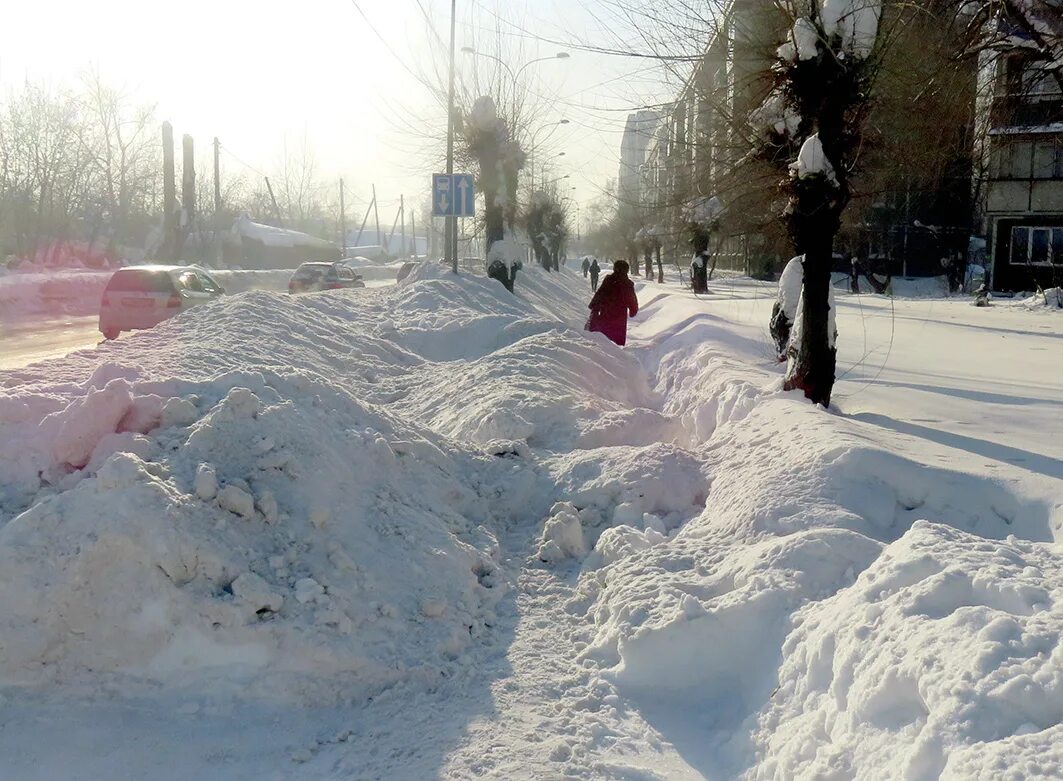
[
  {"x1": 628, "y1": 1, "x2": 991, "y2": 283},
  {"x1": 980, "y1": 44, "x2": 1063, "y2": 292},
  {"x1": 618, "y1": 109, "x2": 662, "y2": 206}
]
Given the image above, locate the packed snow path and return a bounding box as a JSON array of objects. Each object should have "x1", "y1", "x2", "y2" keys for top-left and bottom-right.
[{"x1": 0, "y1": 266, "x2": 1060, "y2": 779}]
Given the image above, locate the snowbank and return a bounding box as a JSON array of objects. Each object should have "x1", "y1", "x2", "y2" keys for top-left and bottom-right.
[
  {"x1": 1016, "y1": 286, "x2": 1063, "y2": 310},
  {"x1": 0, "y1": 269, "x2": 295, "y2": 321},
  {"x1": 0, "y1": 263, "x2": 629, "y2": 704},
  {"x1": 562, "y1": 280, "x2": 1063, "y2": 777}
]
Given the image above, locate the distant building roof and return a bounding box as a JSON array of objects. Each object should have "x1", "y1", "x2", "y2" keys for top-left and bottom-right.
[{"x1": 232, "y1": 215, "x2": 336, "y2": 249}]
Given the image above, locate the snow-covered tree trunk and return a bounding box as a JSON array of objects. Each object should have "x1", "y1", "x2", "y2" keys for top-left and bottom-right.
[{"x1": 751, "y1": 0, "x2": 881, "y2": 406}]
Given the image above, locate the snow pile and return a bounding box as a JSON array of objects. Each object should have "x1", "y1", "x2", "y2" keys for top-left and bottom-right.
[
  {"x1": 0, "y1": 270, "x2": 111, "y2": 320},
  {"x1": 791, "y1": 133, "x2": 838, "y2": 183},
  {"x1": 750, "y1": 90, "x2": 802, "y2": 137},
  {"x1": 787, "y1": 16, "x2": 820, "y2": 61},
  {"x1": 776, "y1": 255, "x2": 804, "y2": 320},
  {"x1": 0, "y1": 268, "x2": 295, "y2": 320},
  {"x1": 0, "y1": 262, "x2": 662, "y2": 708},
  {"x1": 754, "y1": 521, "x2": 1063, "y2": 778},
  {"x1": 820, "y1": 0, "x2": 882, "y2": 58},
  {"x1": 1017, "y1": 287, "x2": 1063, "y2": 310},
  {"x1": 562, "y1": 294, "x2": 1063, "y2": 777},
  {"x1": 0, "y1": 265, "x2": 611, "y2": 701},
  {"x1": 0, "y1": 372, "x2": 506, "y2": 701},
  {"x1": 487, "y1": 237, "x2": 524, "y2": 272}
]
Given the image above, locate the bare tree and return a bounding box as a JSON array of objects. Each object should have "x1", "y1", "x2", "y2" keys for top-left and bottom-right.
[{"x1": 77, "y1": 68, "x2": 161, "y2": 255}]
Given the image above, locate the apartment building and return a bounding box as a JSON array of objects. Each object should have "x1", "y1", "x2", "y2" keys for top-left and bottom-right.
[{"x1": 980, "y1": 44, "x2": 1063, "y2": 292}]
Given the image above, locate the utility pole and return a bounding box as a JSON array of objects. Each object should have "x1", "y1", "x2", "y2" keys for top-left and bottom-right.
[
  {"x1": 400, "y1": 194, "x2": 406, "y2": 259},
  {"x1": 386, "y1": 204, "x2": 402, "y2": 255},
  {"x1": 354, "y1": 195, "x2": 373, "y2": 248},
  {"x1": 213, "y1": 136, "x2": 223, "y2": 266},
  {"x1": 372, "y1": 184, "x2": 381, "y2": 250},
  {"x1": 339, "y1": 179, "x2": 347, "y2": 257},
  {"x1": 264, "y1": 177, "x2": 283, "y2": 227},
  {"x1": 162, "y1": 122, "x2": 176, "y2": 259},
  {"x1": 213, "y1": 137, "x2": 222, "y2": 215},
  {"x1": 410, "y1": 209, "x2": 417, "y2": 259},
  {"x1": 174, "y1": 134, "x2": 195, "y2": 261},
  {"x1": 446, "y1": 0, "x2": 457, "y2": 273}
]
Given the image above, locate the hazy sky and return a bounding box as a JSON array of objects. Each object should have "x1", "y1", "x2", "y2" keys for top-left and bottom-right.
[{"x1": 1, "y1": 0, "x2": 673, "y2": 224}]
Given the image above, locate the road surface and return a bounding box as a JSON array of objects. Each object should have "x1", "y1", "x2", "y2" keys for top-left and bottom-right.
[{"x1": 0, "y1": 316, "x2": 105, "y2": 370}]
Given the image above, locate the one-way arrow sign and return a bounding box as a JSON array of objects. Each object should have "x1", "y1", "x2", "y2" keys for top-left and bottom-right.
[{"x1": 432, "y1": 173, "x2": 475, "y2": 217}]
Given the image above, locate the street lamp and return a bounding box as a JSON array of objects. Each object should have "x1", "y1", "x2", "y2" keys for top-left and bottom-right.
[
  {"x1": 461, "y1": 48, "x2": 570, "y2": 129},
  {"x1": 539, "y1": 152, "x2": 566, "y2": 189}
]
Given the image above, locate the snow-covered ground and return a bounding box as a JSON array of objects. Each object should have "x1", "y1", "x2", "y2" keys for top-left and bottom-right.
[{"x1": 0, "y1": 265, "x2": 1059, "y2": 780}]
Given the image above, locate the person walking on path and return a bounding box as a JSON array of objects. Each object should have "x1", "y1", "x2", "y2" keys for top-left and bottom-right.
[
  {"x1": 581, "y1": 256, "x2": 590, "y2": 278},
  {"x1": 589, "y1": 258, "x2": 601, "y2": 292},
  {"x1": 586, "y1": 260, "x2": 639, "y2": 346}
]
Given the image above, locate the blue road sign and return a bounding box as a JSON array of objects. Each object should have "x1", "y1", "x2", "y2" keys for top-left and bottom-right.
[{"x1": 432, "y1": 173, "x2": 475, "y2": 217}]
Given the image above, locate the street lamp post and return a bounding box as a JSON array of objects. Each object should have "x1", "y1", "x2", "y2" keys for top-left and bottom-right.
[
  {"x1": 539, "y1": 151, "x2": 566, "y2": 189},
  {"x1": 528, "y1": 123, "x2": 568, "y2": 192}
]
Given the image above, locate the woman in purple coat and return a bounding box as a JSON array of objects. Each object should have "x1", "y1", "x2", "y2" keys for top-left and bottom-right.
[{"x1": 587, "y1": 260, "x2": 639, "y2": 346}]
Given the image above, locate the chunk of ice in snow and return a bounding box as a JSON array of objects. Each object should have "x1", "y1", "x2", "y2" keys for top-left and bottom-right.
[
  {"x1": 537, "y1": 503, "x2": 586, "y2": 562},
  {"x1": 256, "y1": 489, "x2": 279, "y2": 523},
  {"x1": 217, "y1": 484, "x2": 255, "y2": 519},
  {"x1": 161, "y1": 397, "x2": 198, "y2": 428},
  {"x1": 231, "y1": 572, "x2": 283, "y2": 614},
  {"x1": 194, "y1": 463, "x2": 218, "y2": 500},
  {"x1": 86, "y1": 432, "x2": 155, "y2": 474},
  {"x1": 294, "y1": 578, "x2": 325, "y2": 604},
  {"x1": 49, "y1": 378, "x2": 133, "y2": 468}
]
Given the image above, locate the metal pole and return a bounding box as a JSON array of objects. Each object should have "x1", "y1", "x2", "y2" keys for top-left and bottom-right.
[
  {"x1": 213, "y1": 137, "x2": 222, "y2": 265},
  {"x1": 411, "y1": 209, "x2": 417, "y2": 258},
  {"x1": 354, "y1": 195, "x2": 373, "y2": 248},
  {"x1": 213, "y1": 137, "x2": 222, "y2": 215},
  {"x1": 339, "y1": 178, "x2": 347, "y2": 257},
  {"x1": 446, "y1": 0, "x2": 457, "y2": 273},
  {"x1": 372, "y1": 184, "x2": 381, "y2": 250},
  {"x1": 400, "y1": 194, "x2": 407, "y2": 259},
  {"x1": 265, "y1": 177, "x2": 283, "y2": 227},
  {"x1": 162, "y1": 122, "x2": 176, "y2": 258}
]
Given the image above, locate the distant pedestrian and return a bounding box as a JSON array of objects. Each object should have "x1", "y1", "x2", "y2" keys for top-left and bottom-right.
[
  {"x1": 581, "y1": 256, "x2": 590, "y2": 277},
  {"x1": 586, "y1": 260, "x2": 639, "y2": 346},
  {"x1": 589, "y1": 258, "x2": 601, "y2": 292}
]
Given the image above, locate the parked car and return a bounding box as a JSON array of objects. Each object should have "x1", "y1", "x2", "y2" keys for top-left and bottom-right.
[
  {"x1": 288, "y1": 262, "x2": 365, "y2": 293},
  {"x1": 99, "y1": 265, "x2": 225, "y2": 340}
]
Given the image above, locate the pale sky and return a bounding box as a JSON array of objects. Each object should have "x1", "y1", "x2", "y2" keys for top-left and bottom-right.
[{"x1": 1, "y1": 0, "x2": 674, "y2": 224}]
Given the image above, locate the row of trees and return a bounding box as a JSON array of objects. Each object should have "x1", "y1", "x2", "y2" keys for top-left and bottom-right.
[
  {"x1": 456, "y1": 93, "x2": 573, "y2": 290},
  {"x1": 0, "y1": 74, "x2": 349, "y2": 266}
]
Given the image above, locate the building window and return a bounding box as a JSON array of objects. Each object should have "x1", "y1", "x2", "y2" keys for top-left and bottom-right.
[{"x1": 1010, "y1": 225, "x2": 1063, "y2": 265}]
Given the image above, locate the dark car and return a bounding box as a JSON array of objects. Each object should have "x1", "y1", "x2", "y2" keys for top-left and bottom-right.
[{"x1": 288, "y1": 262, "x2": 365, "y2": 294}]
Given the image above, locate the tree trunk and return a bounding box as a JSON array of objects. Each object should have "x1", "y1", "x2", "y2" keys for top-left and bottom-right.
[
  {"x1": 656, "y1": 245, "x2": 664, "y2": 284},
  {"x1": 783, "y1": 175, "x2": 840, "y2": 407},
  {"x1": 483, "y1": 186, "x2": 504, "y2": 251},
  {"x1": 644, "y1": 248, "x2": 653, "y2": 279}
]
